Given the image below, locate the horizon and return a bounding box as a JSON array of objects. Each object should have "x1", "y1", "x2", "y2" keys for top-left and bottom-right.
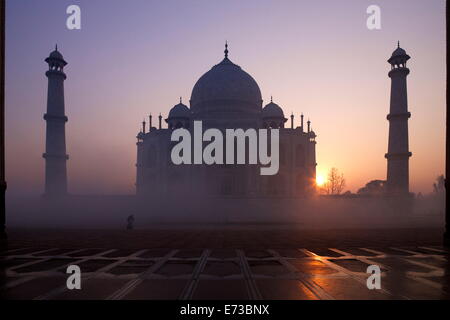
[{"x1": 4, "y1": 0, "x2": 446, "y2": 196}]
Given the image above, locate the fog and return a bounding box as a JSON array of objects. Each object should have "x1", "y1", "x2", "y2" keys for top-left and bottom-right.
[{"x1": 5, "y1": 191, "x2": 444, "y2": 230}]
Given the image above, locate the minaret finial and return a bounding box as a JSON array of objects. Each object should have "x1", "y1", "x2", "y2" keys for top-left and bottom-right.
[
  {"x1": 224, "y1": 41, "x2": 228, "y2": 58},
  {"x1": 397, "y1": 40, "x2": 400, "y2": 48},
  {"x1": 270, "y1": 96, "x2": 273, "y2": 103},
  {"x1": 300, "y1": 113, "x2": 304, "y2": 133}
]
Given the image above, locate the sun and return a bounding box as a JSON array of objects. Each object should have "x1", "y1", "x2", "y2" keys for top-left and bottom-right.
[{"x1": 316, "y1": 174, "x2": 326, "y2": 187}]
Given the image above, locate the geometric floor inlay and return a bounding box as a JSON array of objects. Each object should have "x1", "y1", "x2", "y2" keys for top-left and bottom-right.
[{"x1": 1, "y1": 246, "x2": 449, "y2": 300}]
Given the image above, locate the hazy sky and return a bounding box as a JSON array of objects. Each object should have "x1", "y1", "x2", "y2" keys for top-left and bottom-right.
[{"x1": 5, "y1": 0, "x2": 446, "y2": 195}]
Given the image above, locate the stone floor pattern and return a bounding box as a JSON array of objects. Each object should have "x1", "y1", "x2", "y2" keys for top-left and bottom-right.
[{"x1": 1, "y1": 246, "x2": 449, "y2": 300}]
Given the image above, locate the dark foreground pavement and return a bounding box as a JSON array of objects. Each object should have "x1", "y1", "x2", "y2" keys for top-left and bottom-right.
[{"x1": 0, "y1": 227, "x2": 449, "y2": 300}]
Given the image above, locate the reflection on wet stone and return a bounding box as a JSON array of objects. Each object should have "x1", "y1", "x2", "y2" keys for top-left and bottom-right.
[
  {"x1": 290, "y1": 259, "x2": 338, "y2": 275},
  {"x1": 274, "y1": 249, "x2": 308, "y2": 258},
  {"x1": 2, "y1": 244, "x2": 449, "y2": 300},
  {"x1": 309, "y1": 249, "x2": 343, "y2": 257},
  {"x1": 329, "y1": 259, "x2": 371, "y2": 272}
]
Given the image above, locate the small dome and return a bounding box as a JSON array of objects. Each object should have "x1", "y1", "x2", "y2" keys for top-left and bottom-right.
[
  {"x1": 45, "y1": 46, "x2": 67, "y2": 67},
  {"x1": 168, "y1": 102, "x2": 190, "y2": 118},
  {"x1": 391, "y1": 47, "x2": 406, "y2": 58},
  {"x1": 388, "y1": 42, "x2": 410, "y2": 65},
  {"x1": 262, "y1": 101, "x2": 285, "y2": 118},
  {"x1": 49, "y1": 49, "x2": 64, "y2": 60}
]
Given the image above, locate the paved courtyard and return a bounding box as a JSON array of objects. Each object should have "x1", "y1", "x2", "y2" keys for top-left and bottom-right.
[{"x1": 0, "y1": 228, "x2": 449, "y2": 300}]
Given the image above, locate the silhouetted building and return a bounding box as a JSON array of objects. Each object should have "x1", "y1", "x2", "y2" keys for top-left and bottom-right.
[
  {"x1": 136, "y1": 44, "x2": 317, "y2": 198},
  {"x1": 43, "y1": 46, "x2": 69, "y2": 196},
  {"x1": 385, "y1": 42, "x2": 412, "y2": 196}
]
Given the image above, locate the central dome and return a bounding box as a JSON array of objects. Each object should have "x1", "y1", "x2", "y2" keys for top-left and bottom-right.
[{"x1": 190, "y1": 49, "x2": 262, "y2": 115}]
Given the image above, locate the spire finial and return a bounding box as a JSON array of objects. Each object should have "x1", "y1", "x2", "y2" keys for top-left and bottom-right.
[
  {"x1": 397, "y1": 40, "x2": 400, "y2": 48},
  {"x1": 224, "y1": 41, "x2": 228, "y2": 58},
  {"x1": 270, "y1": 96, "x2": 273, "y2": 103},
  {"x1": 142, "y1": 118, "x2": 146, "y2": 134},
  {"x1": 180, "y1": 96, "x2": 182, "y2": 104},
  {"x1": 55, "y1": 44, "x2": 58, "y2": 51}
]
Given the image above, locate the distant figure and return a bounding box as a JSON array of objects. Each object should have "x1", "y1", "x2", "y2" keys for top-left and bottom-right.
[{"x1": 126, "y1": 215, "x2": 135, "y2": 230}]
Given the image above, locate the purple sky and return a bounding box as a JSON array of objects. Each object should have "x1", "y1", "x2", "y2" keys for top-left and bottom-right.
[{"x1": 5, "y1": 0, "x2": 446, "y2": 195}]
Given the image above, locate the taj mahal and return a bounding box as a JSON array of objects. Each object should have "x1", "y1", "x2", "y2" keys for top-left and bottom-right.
[
  {"x1": 135, "y1": 43, "x2": 317, "y2": 199},
  {"x1": 39, "y1": 41, "x2": 414, "y2": 223}
]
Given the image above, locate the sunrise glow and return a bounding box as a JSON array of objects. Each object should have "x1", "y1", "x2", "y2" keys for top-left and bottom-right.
[{"x1": 316, "y1": 174, "x2": 326, "y2": 187}]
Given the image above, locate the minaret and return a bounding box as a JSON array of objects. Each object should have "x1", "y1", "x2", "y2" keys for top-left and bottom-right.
[
  {"x1": 385, "y1": 42, "x2": 412, "y2": 195},
  {"x1": 43, "y1": 46, "x2": 69, "y2": 196}
]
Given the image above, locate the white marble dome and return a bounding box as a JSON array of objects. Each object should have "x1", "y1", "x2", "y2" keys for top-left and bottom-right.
[{"x1": 190, "y1": 55, "x2": 262, "y2": 115}]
